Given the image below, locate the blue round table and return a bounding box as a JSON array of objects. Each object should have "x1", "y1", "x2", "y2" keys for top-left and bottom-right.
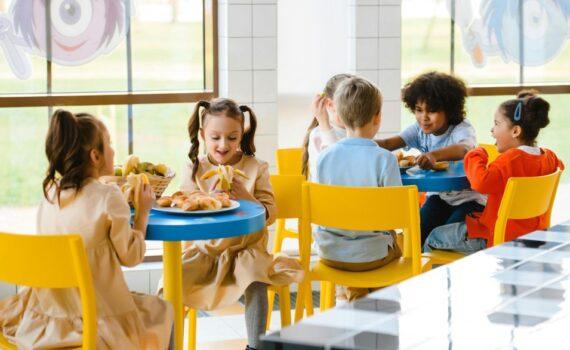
[
  {"x1": 401, "y1": 161, "x2": 471, "y2": 192},
  {"x1": 145, "y1": 200, "x2": 266, "y2": 350}
]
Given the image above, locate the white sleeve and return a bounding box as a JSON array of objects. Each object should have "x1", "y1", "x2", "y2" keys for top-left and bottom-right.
[{"x1": 320, "y1": 128, "x2": 340, "y2": 149}]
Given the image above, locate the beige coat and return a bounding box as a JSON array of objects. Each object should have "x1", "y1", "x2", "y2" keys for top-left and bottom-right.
[
  {"x1": 0, "y1": 180, "x2": 173, "y2": 350},
  {"x1": 177, "y1": 154, "x2": 304, "y2": 310}
]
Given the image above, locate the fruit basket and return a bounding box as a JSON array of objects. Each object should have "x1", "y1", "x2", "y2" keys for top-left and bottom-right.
[{"x1": 101, "y1": 156, "x2": 175, "y2": 198}]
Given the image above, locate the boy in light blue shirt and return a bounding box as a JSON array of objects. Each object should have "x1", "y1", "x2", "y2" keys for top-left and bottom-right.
[{"x1": 315, "y1": 76, "x2": 402, "y2": 301}]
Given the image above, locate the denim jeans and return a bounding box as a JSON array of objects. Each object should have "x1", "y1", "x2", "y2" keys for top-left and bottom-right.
[
  {"x1": 423, "y1": 222, "x2": 487, "y2": 253},
  {"x1": 420, "y1": 195, "x2": 485, "y2": 245}
]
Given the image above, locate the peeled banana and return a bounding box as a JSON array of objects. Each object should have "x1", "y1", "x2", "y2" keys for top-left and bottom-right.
[
  {"x1": 121, "y1": 173, "x2": 150, "y2": 221},
  {"x1": 200, "y1": 165, "x2": 249, "y2": 191}
]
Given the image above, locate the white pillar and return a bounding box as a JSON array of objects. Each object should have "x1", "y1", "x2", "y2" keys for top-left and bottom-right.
[
  {"x1": 218, "y1": 0, "x2": 278, "y2": 169},
  {"x1": 348, "y1": 0, "x2": 402, "y2": 138}
]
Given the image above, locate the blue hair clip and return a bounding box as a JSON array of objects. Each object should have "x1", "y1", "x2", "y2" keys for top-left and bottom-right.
[{"x1": 514, "y1": 101, "x2": 523, "y2": 121}]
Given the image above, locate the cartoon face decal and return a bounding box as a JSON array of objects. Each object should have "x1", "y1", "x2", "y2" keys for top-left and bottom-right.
[
  {"x1": 449, "y1": 0, "x2": 570, "y2": 67},
  {"x1": 31, "y1": 0, "x2": 110, "y2": 65},
  {"x1": 0, "y1": 0, "x2": 129, "y2": 78}
]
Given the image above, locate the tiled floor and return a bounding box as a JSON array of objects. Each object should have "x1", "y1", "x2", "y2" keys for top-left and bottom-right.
[{"x1": 193, "y1": 303, "x2": 297, "y2": 349}]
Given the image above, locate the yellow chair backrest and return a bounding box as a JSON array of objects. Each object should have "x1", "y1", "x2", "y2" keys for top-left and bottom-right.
[
  {"x1": 0, "y1": 233, "x2": 97, "y2": 350},
  {"x1": 276, "y1": 148, "x2": 303, "y2": 175},
  {"x1": 479, "y1": 143, "x2": 499, "y2": 163},
  {"x1": 270, "y1": 175, "x2": 304, "y2": 219},
  {"x1": 301, "y1": 183, "x2": 421, "y2": 274},
  {"x1": 493, "y1": 169, "x2": 562, "y2": 246}
]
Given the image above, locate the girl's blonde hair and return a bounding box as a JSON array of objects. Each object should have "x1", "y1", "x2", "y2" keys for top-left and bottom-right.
[
  {"x1": 301, "y1": 73, "x2": 353, "y2": 177},
  {"x1": 43, "y1": 109, "x2": 106, "y2": 204},
  {"x1": 187, "y1": 98, "x2": 258, "y2": 181}
]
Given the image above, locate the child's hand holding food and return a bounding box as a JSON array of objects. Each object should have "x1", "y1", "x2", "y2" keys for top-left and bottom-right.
[
  {"x1": 230, "y1": 177, "x2": 257, "y2": 203},
  {"x1": 138, "y1": 183, "x2": 155, "y2": 214},
  {"x1": 416, "y1": 152, "x2": 437, "y2": 170}
]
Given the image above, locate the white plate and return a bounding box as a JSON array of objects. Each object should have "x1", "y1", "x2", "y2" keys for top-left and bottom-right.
[{"x1": 152, "y1": 200, "x2": 240, "y2": 215}]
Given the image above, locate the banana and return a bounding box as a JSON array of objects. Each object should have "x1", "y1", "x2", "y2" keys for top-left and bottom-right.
[
  {"x1": 201, "y1": 168, "x2": 218, "y2": 180},
  {"x1": 200, "y1": 165, "x2": 249, "y2": 191},
  {"x1": 155, "y1": 163, "x2": 169, "y2": 176},
  {"x1": 122, "y1": 173, "x2": 150, "y2": 221},
  {"x1": 122, "y1": 155, "x2": 140, "y2": 177}
]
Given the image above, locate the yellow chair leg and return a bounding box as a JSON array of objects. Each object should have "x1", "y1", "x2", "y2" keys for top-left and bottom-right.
[
  {"x1": 186, "y1": 308, "x2": 197, "y2": 350},
  {"x1": 304, "y1": 281, "x2": 314, "y2": 317},
  {"x1": 327, "y1": 283, "x2": 336, "y2": 309},
  {"x1": 278, "y1": 286, "x2": 292, "y2": 328},
  {"x1": 294, "y1": 284, "x2": 305, "y2": 322},
  {"x1": 319, "y1": 281, "x2": 328, "y2": 311},
  {"x1": 266, "y1": 289, "x2": 276, "y2": 330},
  {"x1": 272, "y1": 219, "x2": 286, "y2": 254}
]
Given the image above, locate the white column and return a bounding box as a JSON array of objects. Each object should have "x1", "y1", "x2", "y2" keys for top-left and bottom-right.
[
  {"x1": 348, "y1": 0, "x2": 402, "y2": 138},
  {"x1": 218, "y1": 0, "x2": 278, "y2": 169}
]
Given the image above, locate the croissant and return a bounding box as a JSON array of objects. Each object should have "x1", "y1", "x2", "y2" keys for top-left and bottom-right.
[
  {"x1": 432, "y1": 161, "x2": 449, "y2": 171},
  {"x1": 198, "y1": 196, "x2": 222, "y2": 210},
  {"x1": 156, "y1": 197, "x2": 172, "y2": 207}
]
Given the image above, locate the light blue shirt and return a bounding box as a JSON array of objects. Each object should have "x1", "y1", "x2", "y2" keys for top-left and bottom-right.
[
  {"x1": 399, "y1": 119, "x2": 477, "y2": 153},
  {"x1": 315, "y1": 137, "x2": 402, "y2": 263},
  {"x1": 400, "y1": 119, "x2": 485, "y2": 206}
]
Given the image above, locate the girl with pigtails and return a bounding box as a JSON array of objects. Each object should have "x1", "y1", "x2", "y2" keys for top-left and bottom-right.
[
  {"x1": 175, "y1": 98, "x2": 303, "y2": 350},
  {"x1": 0, "y1": 109, "x2": 173, "y2": 350}
]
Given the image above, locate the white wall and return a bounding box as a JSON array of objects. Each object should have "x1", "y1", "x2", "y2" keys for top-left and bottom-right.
[
  {"x1": 277, "y1": 0, "x2": 402, "y2": 148},
  {"x1": 278, "y1": 0, "x2": 350, "y2": 148}
]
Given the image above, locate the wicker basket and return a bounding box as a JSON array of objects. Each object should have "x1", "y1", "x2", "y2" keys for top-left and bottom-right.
[{"x1": 101, "y1": 169, "x2": 175, "y2": 199}]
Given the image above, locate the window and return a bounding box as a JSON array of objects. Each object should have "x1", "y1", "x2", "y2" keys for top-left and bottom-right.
[{"x1": 0, "y1": 0, "x2": 217, "y2": 240}]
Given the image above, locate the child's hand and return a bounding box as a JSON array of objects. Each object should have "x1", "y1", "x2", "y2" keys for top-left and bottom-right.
[
  {"x1": 138, "y1": 183, "x2": 155, "y2": 214},
  {"x1": 312, "y1": 94, "x2": 330, "y2": 131},
  {"x1": 230, "y1": 178, "x2": 257, "y2": 202},
  {"x1": 416, "y1": 153, "x2": 437, "y2": 170}
]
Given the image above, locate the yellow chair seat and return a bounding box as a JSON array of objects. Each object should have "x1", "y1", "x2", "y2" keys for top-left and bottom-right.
[
  {"x1": 310, "y1": 257, "x2": 432, "y2": 288},
  {"x1": 422, "y1": 250, "x2": 466, "y2": 265}
]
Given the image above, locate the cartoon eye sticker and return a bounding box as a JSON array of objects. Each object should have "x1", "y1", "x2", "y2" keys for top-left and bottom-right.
[
  {"x1": 0, "y1": 0, "x2": 132, "y2": 77},
  {"x1": 50, "y1": 0, "x2": 93, "y2": 37}
]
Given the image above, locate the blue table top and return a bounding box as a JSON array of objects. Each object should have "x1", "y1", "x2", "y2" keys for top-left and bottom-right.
[
  {"x1": 145, "y1": 200, "x2": 266, "y2": 241},
  {"x1": 262, "y1": 220, "x2": 570, "y2": 350},
  {"x1": 401, "y1": 161, "x2": 471, "y2": 192}
]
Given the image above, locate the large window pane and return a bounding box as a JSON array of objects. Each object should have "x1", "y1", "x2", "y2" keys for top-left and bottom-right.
[
  {"x1": 524, "y1": 45, "x2": 570, "y2": 84},
  {"x1": 402, "y1": 0, "x2": 451, "y2": 82},
  {"x1": 132, "y1": 0, "x2": 204, "y2": 91},
  {"x1": 132, "y1": 103, "x2": 194, "y2": 192}
]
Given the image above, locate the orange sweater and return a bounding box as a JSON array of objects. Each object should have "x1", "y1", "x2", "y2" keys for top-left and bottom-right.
[{"x1": 464, "y1": 147, "x2": 564, "y2": 246}]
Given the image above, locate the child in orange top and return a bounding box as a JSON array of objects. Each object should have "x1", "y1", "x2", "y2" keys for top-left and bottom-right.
[{"x1": 424, "y1": 91, "x2": 564, "y2": 253}]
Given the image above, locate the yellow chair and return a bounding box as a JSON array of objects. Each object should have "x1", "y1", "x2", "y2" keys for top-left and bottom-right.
[
  {"x1": 185, "y1": 176, "x2": 303, "y2": 349},
  {"x1": 424, "y1": 169, "x2": 562, "y2": 265},
  {"x1": 294, "y1": 183, "x2": 430, "y2": 320},
  {"x1": 0, "y1": 233, "x2": 96, "y2": 350},
  {"x1": 272, "y1": 148, "x2": 304, "y2": 277},
  {"x1": 479, "y1": 143, "x2": 500, "y2": 163},
  {"x1": 266, "y1": 174, "x2": 305, "y2": 329},
  {"x1": 493, "y1": 169, "x2": 562, "y2": 245},
  {"x1": 276, "y1": 148, "x2": 303, "y2": 175}
]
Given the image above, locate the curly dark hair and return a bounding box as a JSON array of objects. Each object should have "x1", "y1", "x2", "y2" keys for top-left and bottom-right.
[{"x1": 402, "y1": 71, "x2": 468, "y2": 126}]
